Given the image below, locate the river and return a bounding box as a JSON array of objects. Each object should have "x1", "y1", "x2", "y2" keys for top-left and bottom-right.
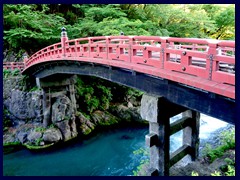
[{"x1": 3, "y1": 113, "x2": 230, "y2": 176}]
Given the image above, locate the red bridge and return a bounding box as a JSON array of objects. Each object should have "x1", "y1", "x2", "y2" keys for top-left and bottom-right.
[
  {"x1": 3, "y1": 28, "x2": 236, "y2": 175},
  {"x1": 22, "y1": 30, "x2": 235, "y2": 99},
  {"x1": 5, "y1": 28, "x2": 235, "y2": 123}
]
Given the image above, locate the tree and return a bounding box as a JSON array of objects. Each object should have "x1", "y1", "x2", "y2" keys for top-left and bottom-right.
[
  {"x1": 4, "y1": 4, "x2": 65, "y2": 54},
  {"x1": 3, "y1": 4, "x2": 235, "y2": 58}
]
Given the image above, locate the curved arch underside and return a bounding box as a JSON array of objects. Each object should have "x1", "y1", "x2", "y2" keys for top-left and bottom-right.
[{"x1": 24, "y1": 60, "x2": 235, "y2": 124}]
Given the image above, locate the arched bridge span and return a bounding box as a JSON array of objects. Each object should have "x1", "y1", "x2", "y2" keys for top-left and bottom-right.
[{"x1": 20, "y1": 30, "x2": 235, "y2": 124}]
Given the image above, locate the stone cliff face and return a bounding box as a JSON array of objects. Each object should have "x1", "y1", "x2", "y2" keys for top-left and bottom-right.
[{"x1": 3, "y1": 75, "x2": 146, "y2": 150}]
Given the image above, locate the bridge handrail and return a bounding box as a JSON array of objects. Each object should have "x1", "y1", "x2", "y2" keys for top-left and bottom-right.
[
  {"x1": 21, "y1": 34, "x2": 235, "y2": 99},
  {"x1": 3, "y1": 62, "x2": 25, "y2": 70},
  {"x1": 25, "y1": 42, "x2": 62, "y2": 67}
]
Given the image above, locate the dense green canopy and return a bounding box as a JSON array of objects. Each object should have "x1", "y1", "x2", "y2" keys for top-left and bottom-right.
[{"x1": 3, "y1": 4, "x2": 235, "y2": 55}]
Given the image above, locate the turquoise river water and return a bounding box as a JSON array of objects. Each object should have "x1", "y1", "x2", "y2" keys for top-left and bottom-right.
[{"x1": 3, "y1": 114, "x2": 229, "y2": 176}]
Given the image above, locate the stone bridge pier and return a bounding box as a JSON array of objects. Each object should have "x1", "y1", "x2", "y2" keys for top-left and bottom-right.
[
  {"x1": 140, "y1": 94, "x2": 200, "y2": 176},
  {"x1": 36, "y1": 75, "x2": 77, "y2": 128}
]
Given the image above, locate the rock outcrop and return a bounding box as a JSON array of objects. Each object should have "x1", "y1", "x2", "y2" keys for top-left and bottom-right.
[
  {"x1": 4, "y1": 90, "x2": 42, "y2": 123},
  {"x1": 43, "y1": 128, "x2": 63, "y2": 143},
  {"x1": 51, "y1": 95, "x2": 78, "y2": 141},
  {"x1": 3, "y1": 75, "x2": 145, "y2": 150}
]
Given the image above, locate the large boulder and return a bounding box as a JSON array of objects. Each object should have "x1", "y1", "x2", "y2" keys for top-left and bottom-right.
[
  {"x1": 76, "y1": 112, "x2": 95, "y2": 135},
  {"x1": 91, "y1": 110, "x2": 120, "y2": 126},
  {"x1": 55, "y1": 119, "x2": 78, "y2": 141},
  {"x1": 52, "y1": 95, "x2": 77, "y2": 141},
  {"x1": 27, "y1": 130, "x2": 42, "y2": 143},
  {"x1": 43, "y1": 128, "x2": 62, "y2": 143},
  {"x1": 17, "y1": 132, "x2": 28, "y2": 144},
  {"x1": 109, "y1": 105, "x2": 131, "y2": 121},
  {"x1": 109, "y1": 104, "x2": 145, "y2": 123},
  {"x1": 3, "y1": 127, "x2": 19, "y2": 145},
  {"x1": 51, "y1": 95, "x2": 74, "y2": 123}
]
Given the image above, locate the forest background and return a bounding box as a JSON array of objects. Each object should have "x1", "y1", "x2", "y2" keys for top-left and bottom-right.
[{"x1": 3, "y1": 4, "x2": 235, "y2": 58}]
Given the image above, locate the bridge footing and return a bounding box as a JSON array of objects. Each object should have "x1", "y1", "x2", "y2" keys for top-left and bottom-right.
[
  {"x1": 36, "y1": 75, "x2": 77, "y2": 127},
  {"x1": 141, "y1": 94, "x2": 200, "y2": 176}
]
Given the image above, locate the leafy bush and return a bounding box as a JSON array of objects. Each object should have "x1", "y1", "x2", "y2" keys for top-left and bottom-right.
[
  {"x1": 3, "y1": 68, "x2": 21, "y2": 78},
  {"x1": 211, "y1": 171, "x2": 221, "y2": 176},
  {"x1": 3, "y1": 69, "x2": 11, "y2": 78},
  {"x1": 225, "y1": 165, "x2": 235, "y2": 176},
  {"x1": 191, "y1": 171, "x2": 199, "y2": 176},
  {"x1": 203, "y1": 128, "x2": 235, "y2": 163},
  {"x1": 220, "y1": 127, "x2": 235, "y2": 149},
  {"x1": 11, "y1": 68, "x2": 20, "y2": 76},
  {"x1": 192, "y1": 128, "x2": 236, "y2": 176},
  {"x1": 75, "y1": 76, "x2": 113, "y2": 113}
]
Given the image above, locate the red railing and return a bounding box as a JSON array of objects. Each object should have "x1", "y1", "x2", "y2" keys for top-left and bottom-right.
[
  {"x1": 23, "y1": 35, "x2": 235, "y2": 99},
  {"x1": 3, "y1": 62, "x2": 25, "y2": 71}
]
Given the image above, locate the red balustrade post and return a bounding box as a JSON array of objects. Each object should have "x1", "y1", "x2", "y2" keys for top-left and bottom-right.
[
  {"x1": 11, "y1": 62, "x2": 14, "y2": 70},
  {"x1": 129, "y1": 36, "x2": 135, "y2": 63},
  {"x1": 88, "y1": 38, "x2": 93, "y2": 58},
  {"x1": 161, "y1": 38, "x2": 168, "y2": 69},
  {"x1": 61, "y1": 27, "x2": 68, "y2": 57},
  {"x1": 105, "y1": 36, "x2": 110, "y2": 60},
  {"x1": 207, "y1": 40, "x2": 218, "y2": 80},
  {"x1": 23, "y1": 57, "x2": 28, "y2": 69}
]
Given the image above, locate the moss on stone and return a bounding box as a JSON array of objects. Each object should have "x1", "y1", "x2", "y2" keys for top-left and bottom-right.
[
  {"x1": 3, "y1": 141, "x2": 21, "y2": 147},
  {"x1": 24, "y1": 143, "x2": 54, "y2": 150}
]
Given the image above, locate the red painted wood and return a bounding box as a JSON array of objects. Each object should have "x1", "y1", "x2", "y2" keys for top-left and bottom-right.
[{"x1": 14, "y1": 36, "x2": 235, "y2": 99}]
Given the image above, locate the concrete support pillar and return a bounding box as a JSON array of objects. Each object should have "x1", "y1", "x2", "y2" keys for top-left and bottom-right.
[
  {"x1": 141, "y1": 94, "x2": 171, "y2": 176},
  {"x1": 141, "y1": 94, "x2": 200, "y2": 176},
  {"x1": 182, "y1": 110, "x2": 200, "y2": 161},
  {"x1": 36, "y1": 77, "x2": 41, "y2": 88},
  {"x1": 69, "y1": 84, "x2": 77, "y2": 113},
  {"x1": 42, "y1": 88, "x2": 51, "y2": 127}
]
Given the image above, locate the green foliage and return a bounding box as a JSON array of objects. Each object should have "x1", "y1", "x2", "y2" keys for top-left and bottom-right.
[
  {"x1": 4, "y1": 4, "x2": 235, "y2": 55},
  {"x1": 220, "y1": 127, "x2": 235, "y2": 149},
  {"x1": 133, "y1": 147, "x2": 149, "y2": 156},
  {"x1": 225, "y1": 165, "x2": 235, "y2": 176},
  {"x1": 29, "y1": 86, "x2": 41, "y2": 92},
  {"x1": 211, "y1": 171, "x2": 222, "y2": 176},
  {"x1": 191, "y1": 171, "x2": 199, "y2": 176},
  {"x1": 193, "y1": 164, "x2": 235, "y2": 176},
  {"x1": 132, "y1": 159, "x2": 149, "y2": 176},
  {"x1": 224, "y1": 157, "x2": 234, "y2": 165},
  {"x1": 35, "y1": 127, "x2": 46, "y2": 132},
  {"x1": 4, "y1": 4, "x2": 65, "y2": 53},
  {"x1": 48, "y1": 124, "x2": 56, "y2": 129},
  {"x1": 3, "y1": 69, "x2": 11, "y2": 78},
  {"x1": 202, "y1": 128, "x2": 235, "y2": 163},
  {"x1": 3, "y1": 68, "x2": 21, "y2": 78},
  {"x1": 132, "y1": 147, "x2": 149, "y2": 176},
  {"x1": 35, "y1": 137, "x2": 44, "y2": 146},
  {"x1": 75, "y1": 76, "x2": 113, "y2": 114},
  {"x1": 11, "y1": 68, "x2": 20, "y2": 76}
]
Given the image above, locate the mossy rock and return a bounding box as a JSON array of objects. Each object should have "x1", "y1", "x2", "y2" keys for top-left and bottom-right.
[
  {"x1": 91, "y1": 110, "x2": 120, "y2": 126},
  {"x1": 24, "y1": 143, "x2": 54, "y2": 150},
  {"x1": 80, "y1": 124, "x2": 93, "y2": 135},
  {"x1": 3, "y1": 141, "x2": 21, "y2": 147}
]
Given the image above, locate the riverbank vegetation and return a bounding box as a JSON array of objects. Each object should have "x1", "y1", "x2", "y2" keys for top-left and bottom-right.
[
  {"x1": 3, "y1": 4, "x2": 235, "y2": 60},
  {"x1": 132, "y1": 127, "x2": 235, "y2": 176}
]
